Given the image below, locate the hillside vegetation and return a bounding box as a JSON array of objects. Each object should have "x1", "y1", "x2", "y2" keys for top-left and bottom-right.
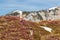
[{"x1": 0, "y1": 16, "x2": 60, "y2": 40}]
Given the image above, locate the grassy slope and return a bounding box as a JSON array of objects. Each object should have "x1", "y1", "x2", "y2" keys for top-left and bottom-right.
[{"x1": 0, "y1": 16, "x2": 60, "y2": 40}]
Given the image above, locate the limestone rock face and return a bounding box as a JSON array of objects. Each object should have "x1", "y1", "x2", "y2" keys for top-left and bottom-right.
[{"x1": 6, "y1": 6, "x2": 60, "y2": 22}]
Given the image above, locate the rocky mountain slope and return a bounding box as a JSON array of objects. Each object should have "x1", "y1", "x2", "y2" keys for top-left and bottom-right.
[{"x1": 6, "y1": 6, "x2": 60, "y2": 22}]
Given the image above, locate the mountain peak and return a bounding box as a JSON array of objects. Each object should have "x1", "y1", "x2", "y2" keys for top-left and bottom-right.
[
  {"x1": 6, "y1": 6, "x2": 60, "y2": 22},
  {"x1": 49, "y1": 7, "x2": 57, "y2": 10},
  {"x1": 12, "y1": 10, "x2": 22, "y2": 13}
]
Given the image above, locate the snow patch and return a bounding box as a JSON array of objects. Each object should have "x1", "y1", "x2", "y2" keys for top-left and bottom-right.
[
  {"x1": 40, "y1": 26, "x2": 52, "y2": 32},
  {"x1": 49, "y1": 7, "x2": 57, "y2": 10}
]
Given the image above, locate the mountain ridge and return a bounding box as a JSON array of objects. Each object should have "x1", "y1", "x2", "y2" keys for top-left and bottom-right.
[{"x1": 6, "y1": 6, "x2": 60, "y2": 22}]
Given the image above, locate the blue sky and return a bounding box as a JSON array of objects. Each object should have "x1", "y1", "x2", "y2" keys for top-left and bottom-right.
[{"x1": 0, "y1": 0, "x2": 60, "y2": 16}]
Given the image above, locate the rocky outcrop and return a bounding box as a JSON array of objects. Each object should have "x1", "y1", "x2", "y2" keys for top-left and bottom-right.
[{"x1": 6, "y1": 6, "x2": 60, "y2": 22}]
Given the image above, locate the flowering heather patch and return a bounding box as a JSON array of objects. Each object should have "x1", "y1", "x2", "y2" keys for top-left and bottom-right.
[
  {"x1": 0, "y1": 16, "x2": 42, "y2": 40},
  {"x1": 0, "y1": 16, "x2": 60, "y2": 40},
  {"x1": 0, "y1": 16, "x2": 34, "y2": 40}
]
